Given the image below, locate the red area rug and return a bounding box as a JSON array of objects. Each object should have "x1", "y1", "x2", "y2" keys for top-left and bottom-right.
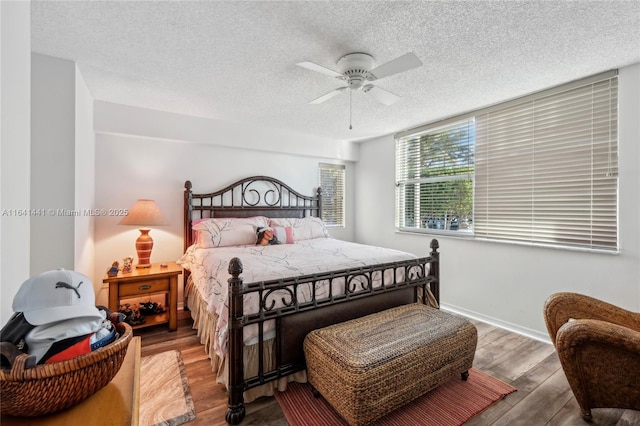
[{"x1": 274, "y1": 368, "x2": 516, "y2": 426}]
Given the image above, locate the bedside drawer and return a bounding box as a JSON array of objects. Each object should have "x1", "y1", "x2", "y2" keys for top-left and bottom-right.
[{"x1": 119, "y1": 278, "x2": 169, "y2": 297}]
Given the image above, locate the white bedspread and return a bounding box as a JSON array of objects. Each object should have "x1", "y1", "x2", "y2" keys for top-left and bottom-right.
[{"x1": 178, "y1": 238, "x2": 418, "y2": 358}]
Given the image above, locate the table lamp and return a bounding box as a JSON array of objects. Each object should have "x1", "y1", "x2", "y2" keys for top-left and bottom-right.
[{"x1": 118, "y1": 199, "x2": 167, "y2": 268}]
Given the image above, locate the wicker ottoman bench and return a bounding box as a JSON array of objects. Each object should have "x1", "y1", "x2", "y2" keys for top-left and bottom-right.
[{"x1": 303, "y1": 303, "x2": 478, "y2": 426}]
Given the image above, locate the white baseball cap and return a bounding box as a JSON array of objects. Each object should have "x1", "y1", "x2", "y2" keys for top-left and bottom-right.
[{"x1": 12, "y1": 269, "x2": 102, "y2": 326}]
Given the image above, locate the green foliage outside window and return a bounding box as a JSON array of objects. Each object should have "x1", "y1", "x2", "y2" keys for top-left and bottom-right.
[{"x1": 396, "y1": 119, "x2": 474, "y2": 232}]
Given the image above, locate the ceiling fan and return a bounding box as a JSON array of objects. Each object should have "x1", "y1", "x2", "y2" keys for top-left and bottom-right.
[{"x1": 297, "y1": 52, "x2": 423, "y2": 106}]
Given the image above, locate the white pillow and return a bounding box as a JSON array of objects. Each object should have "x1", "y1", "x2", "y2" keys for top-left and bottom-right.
[
  {"x1": 193, "y1": 216, "x2": 268, "y2": 248},
  {"x1": 269, "y1": 217, "x2": 329, "y2": 240}
]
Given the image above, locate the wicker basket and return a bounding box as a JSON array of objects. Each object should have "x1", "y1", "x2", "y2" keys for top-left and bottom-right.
[
  {"x1": 305, "y1": 304, "x2": 478, "y2": 425},
  {"x1": 0, "y1": 322, "x2": 133, "y2": 417}
]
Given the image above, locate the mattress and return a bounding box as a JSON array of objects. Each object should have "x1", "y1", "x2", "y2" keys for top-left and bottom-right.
[{"x1": 177, "y1": 237, "x2": 419, "y2": 358}]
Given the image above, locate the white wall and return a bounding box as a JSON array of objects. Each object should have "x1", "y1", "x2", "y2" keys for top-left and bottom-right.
[
  {"x1": 355, "y1": 63, "x2": 640, "y2": 342},
  {"x1": 74, "y1": 63, "x2": 96, "y2": 278},
  {"x1": 30, "y1": 53, "x2": 96, "y2": 281},
  {"x1": 0, "y1": 2, "x2": 31, "y2": 327},
  {"x1": 93, "y1": 103, "x2": 357, "y2": 307},
  {"x1": 94, "y1": 101, "x2": 359, "y2": 162},
  {"x1": 30, "y1": 53, "x2": 76, "y2": 274}
]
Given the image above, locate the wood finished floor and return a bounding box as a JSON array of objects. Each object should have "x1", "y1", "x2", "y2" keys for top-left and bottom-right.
[{"x1": 137, "y1": 309, "x2": 640, "y2": 426}]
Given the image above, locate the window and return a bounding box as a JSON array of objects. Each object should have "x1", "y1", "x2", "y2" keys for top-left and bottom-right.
[
  {"x1": 396, "y1": 119, "x2": 474, "y2": 232},
  {"x1": 396, "y1": 70, "x2": 618, "y2": 252},
  {"x1": 319, "y1": 163, "x2": 345, "y2": 227}
]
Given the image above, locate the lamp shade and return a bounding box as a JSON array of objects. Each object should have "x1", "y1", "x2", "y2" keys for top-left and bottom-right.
[
  {"x1": 118, "y1": 199, "x2": 167, "y2": 227},
  {"x1": 118, "y1": 200, "x2": 167, "y2": 268}
]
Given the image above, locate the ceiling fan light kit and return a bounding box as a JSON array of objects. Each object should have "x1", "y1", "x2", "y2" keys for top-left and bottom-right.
[{"x1": 297, "y1": 52, "x2": 423, "y2": 129}]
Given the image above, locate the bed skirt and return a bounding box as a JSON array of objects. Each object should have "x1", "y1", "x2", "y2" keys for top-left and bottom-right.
[{"x1": 185, "y1": 277, "x2": 307, "y2": 403}]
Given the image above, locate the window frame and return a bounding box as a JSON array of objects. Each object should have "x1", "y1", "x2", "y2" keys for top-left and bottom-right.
[{"x1": 395, "y1": 118, "x2": 475, "y2": 236}]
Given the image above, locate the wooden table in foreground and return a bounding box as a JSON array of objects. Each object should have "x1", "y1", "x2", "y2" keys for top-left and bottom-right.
[{"x1": 1, "y1": 336, "x2": 141, "y2": 426}]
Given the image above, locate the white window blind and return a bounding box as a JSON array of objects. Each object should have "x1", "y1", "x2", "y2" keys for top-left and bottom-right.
[
  {"x1": 396, "y1": 119, "x2": 474, "y2": 232},
  {"x1": 319, "y1": 163, "x2": 345, "y2": 227},
  {"x1": 474, "y1": 73, "x2": 618, "y2": 251}
]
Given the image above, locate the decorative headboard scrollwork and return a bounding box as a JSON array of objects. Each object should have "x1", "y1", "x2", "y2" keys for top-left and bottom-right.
[{"x1": 184, "y1": 176, "x2": 322, "y2": 252}]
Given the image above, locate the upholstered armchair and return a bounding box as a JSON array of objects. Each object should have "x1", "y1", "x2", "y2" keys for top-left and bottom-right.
[{"x1": 544, "y1": 292, "x2": 640, "y2": 421}]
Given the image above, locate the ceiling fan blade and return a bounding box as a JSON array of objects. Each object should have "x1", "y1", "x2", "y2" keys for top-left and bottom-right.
[
  {"x1": 368, "y1": 52, "x2": 422, "y2": 80},
  {"x1": 297, "y1": 61, "x2": 344, "y2": 78},
  {"x1": 363, "y1": 85, "x2": 401, "y2": 105},
  {"x1": 309, "y1": 87, "x2": 348, "y2": 104}
]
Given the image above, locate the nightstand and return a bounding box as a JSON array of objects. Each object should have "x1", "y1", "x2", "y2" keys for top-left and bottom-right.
[{"x1": 103, "y1": 262, "x2": 182, "y2": 331}]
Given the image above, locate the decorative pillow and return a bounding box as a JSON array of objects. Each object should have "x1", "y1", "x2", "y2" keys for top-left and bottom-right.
[
  {"x1": 272, "y1": 226, "x2": 295, "y2": 244},
  {"x1": 269, "y1": 217, "x2": 329, "y2": 241},
  {"x1": 193, "y1": 216, "x2": 269, "y2": 248},
  {"x1": 191, "y1": 218, "x2": 209, "y2": 245}
]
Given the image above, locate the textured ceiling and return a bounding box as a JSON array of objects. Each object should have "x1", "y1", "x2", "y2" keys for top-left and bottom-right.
[{"x1": 31, "y1": 1, "x2": 640, "y2": 143}]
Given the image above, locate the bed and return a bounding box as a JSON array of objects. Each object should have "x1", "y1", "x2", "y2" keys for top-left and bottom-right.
[{"x1": 178, "y1": 176, "x2": 440, "y2": 424}]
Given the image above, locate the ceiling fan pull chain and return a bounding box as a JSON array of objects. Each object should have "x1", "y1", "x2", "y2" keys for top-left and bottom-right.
[{"x1": 349, "y1": 89, "x2": 353, "y2": 130}]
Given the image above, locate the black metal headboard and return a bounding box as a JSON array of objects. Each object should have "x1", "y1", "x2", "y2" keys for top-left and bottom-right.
[{"x1": 183, "y1": 176, "x2": 322, "y2": 252}]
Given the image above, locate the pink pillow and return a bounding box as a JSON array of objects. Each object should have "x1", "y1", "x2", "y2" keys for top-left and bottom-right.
[
  {"x1": 191, "y1": 218, "x2": 208, "y2": 246},
  {"x1": 272, "y1": 226, "x2": 294, "y2": 244},
  {"x1": 269, "y1": 217, "x2": 329, "y2": 240}
]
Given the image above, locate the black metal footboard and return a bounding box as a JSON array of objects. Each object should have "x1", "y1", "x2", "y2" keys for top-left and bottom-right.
[{"x1": 225, "y1": 239, "x2": 440, "y2": 424}]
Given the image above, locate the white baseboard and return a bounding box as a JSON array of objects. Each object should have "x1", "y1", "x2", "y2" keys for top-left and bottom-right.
[{"x1": 440, "y1": 303, "x2": 552, "y2": 345}]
